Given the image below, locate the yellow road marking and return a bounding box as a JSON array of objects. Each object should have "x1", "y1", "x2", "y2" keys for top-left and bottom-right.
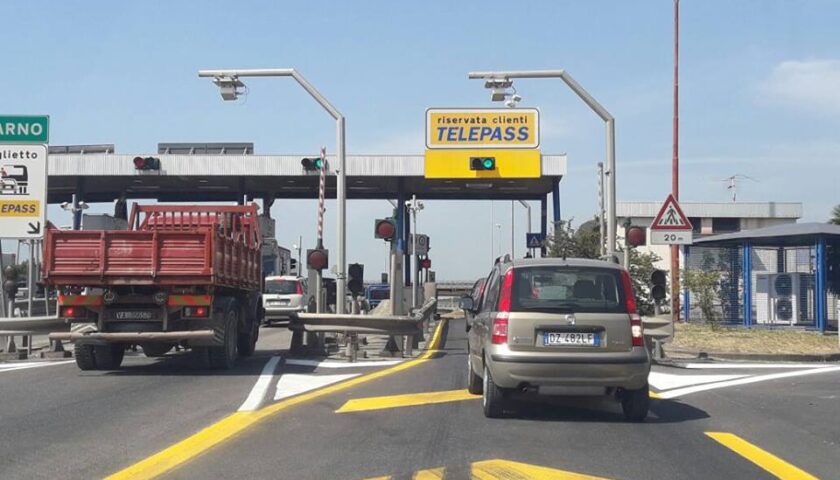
[
  {"x1": 336, "y1": 389, "x2": 479, "y2": 413},
  {"x1": 649, "y1": 390, "x2": 661, "y2": 399},
  {"x1": 471, "y1": 459, "x2": 608, "y2": 480},
  {"x1": 706, "y1": 432, "x2": 818, "y2": 480},
  {"x1": 106, "y1": 320, "x2": 447, "y2": 480},
  {"x1": 413, "y1": 467, "x2": 446, "y2": 479}
]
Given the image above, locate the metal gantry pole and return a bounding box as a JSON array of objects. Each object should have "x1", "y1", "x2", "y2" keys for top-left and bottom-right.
[
  {"x1": 517, "y1": 200, "x2": 531, "y2": 256},
  {"x1": 197, "y1": 68, "x2": 348, "y2": 313},
  {"x1": 467, "y1": 69, "x2": 617, "y2": 257}
]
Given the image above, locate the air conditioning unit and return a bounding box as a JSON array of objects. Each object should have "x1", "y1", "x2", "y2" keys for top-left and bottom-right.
[{"x1": 756, "y1": 272, "x2": 803, "y2": 324}]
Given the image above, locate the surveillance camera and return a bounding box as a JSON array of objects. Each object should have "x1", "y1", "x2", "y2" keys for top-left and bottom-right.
[
  {"x1": 511, "y1": 94, "x2": 522, "y2": 103},
  {"x1": 219, "y1": 84, "x2": 239, "y2": 101},
  {"x1": 490, "y1": 88, "x2": 508, "y2": 102},
  {"x1": 212, "y1": 76, "x2": 245, "y2": 102}
]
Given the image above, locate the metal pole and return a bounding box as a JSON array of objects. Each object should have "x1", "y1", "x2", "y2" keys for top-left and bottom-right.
[
  {"x1": 671, "y1": 0, "x2": 681, "y2": 322},
  {"x1": 198, "y1": 67, "x2": 347, "y2": 312},
  {"x1": 510, "y1": 200, "x2": 515, "y2": 258},
  {"x1": 467, "y1": 69, "x2": 617, "y2": 257},
  {"x1": 27, "y1": 240, "x2": 34, "y2": 317},
  {"x1": 517, "y1": 200, "x2": 531, "y2": 256},
  {"x1": 597, "y1": 162, "x2": 606, "y2": 257},
  {"x1": 0, "y1": 240, "x2": 6, "y2": 317},
  {"x1": 490, "y1": 201, "x2": 494, "y2": 263}
]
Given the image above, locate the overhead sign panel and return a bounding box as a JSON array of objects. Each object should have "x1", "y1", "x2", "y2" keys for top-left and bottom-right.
[
  {"x1": 1, "y1": 144, "x2": 47, "y2": 238},
  {"x1": 426, "y1": 108, "x2": 539, "y2": 149},
  {"x1": 424, "y1": 149, "x2": 541, "y2": 179},
  {"x1": 650, "y1": 194, "x2": 693, "y2": 245},
  {"x1": 0, "y1": 115, "x2": 49, "y2": 144}
]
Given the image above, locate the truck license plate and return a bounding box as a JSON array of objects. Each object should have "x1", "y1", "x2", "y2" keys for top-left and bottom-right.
[
  {"x1": 544, "y1": 332, "x2": 599, "y2": 346},
  {"x1": 114, "y1": 311, "x2": 156, "y2": 321}
]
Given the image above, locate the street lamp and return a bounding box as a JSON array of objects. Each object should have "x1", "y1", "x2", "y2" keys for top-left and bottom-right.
[
  {"x1": 61, "y1": 199, "x2": 89, "y2": 230},
  {"x1": 198, "y1": 68, "x2": 348, "y2": 314},
  {"x1": 468, "y1": 69, "x2": 618, "y2": 259}
]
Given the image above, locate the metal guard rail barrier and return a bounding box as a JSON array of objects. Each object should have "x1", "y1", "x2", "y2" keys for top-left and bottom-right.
[{"x1": 292, "y1": 298, "x2": 437, "y2": 335}]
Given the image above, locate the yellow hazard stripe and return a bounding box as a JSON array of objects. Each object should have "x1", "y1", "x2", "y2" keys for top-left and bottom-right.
[{"x1": 706, "y1": 432, "x2": 818, "y2": 480}]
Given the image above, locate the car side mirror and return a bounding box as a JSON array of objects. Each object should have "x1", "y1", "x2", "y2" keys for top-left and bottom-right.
[{"x1": 459, "y1": 296, "x2": 475, "y2": 311}]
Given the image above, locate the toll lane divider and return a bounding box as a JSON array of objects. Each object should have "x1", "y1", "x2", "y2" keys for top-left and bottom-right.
[{"x1": 106, "y1": 319, "x2": 448, "y2": 480}]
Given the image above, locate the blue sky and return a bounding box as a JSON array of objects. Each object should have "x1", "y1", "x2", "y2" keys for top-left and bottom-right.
[{"x1": 2, "y1": 0, "x2": 839, "y2": 280}]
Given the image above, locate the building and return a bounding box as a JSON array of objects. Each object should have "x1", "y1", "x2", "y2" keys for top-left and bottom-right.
[{"x1": 618, "y1": 201, "x2": 803, "y2": 270}]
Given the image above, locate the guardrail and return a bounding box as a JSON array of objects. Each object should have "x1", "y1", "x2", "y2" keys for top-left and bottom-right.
[
  {"x1": 0, "y1": 315, "x2": 67, "y2": 332},
  {"x1": 642, "y1": 315, "x2": 673, "y2": 360}
]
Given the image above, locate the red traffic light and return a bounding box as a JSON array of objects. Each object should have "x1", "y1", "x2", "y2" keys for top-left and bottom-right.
[
  {"x1": 626, "y1": 226, "x2": 647, "y2": 247},
  {"x1": 374, "y1": 218, "x2": 396, "y2": 240},
  {"x1": 133, "y1": 156, "x2": 161, "y2": 170},
  {"x1": 306, "y1": 249, "x2": 329, "y2": 271},
  {"x1": 420, "y1": 258, "x2": 432, "y2": 269}
]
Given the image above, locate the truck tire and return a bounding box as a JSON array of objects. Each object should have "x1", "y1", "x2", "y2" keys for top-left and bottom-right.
[
  {"x1": 140, "y1": 343, "x2": 172, "y2": 357},
  {"x1": 75, "y1": 344, "x2": 98, "y2": 370},
  {"x1": 237, "y1": 314, "x2": 258, "y2": 357},
  {"x1": 94, "y1": 344, "x2": 125, "y2": 370},
  {"x1": 209, "y1": 307, "x2": 238, "y2": 370}
]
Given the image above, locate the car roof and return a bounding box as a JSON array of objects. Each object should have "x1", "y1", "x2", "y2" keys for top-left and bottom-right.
[
  {"x1": 504, "y1": 257, "x2": 625, "y2": 271},
  {"x1": 265, "y1": 275, "x2": 303, "y2": 281}
]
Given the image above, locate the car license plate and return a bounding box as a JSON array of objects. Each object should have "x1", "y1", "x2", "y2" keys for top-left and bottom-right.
[
  {"x1": 279, "y1": 299, "x2": 290, "y2": 305},
  {"x1": 114, "y1": 310, "x2": 156, "y2": 321},
  {"x1": 544, "y1": 332, "x2": 599, "y2": 346}
]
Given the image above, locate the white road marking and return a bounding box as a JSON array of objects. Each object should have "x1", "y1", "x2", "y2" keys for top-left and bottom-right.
[
  {"x1": 273, "y1": 373, "x2": 359, "y2": 401},
  {"x1": 0, "y1": 360, "x2": 75, "y2": 373},
  {"x1": 649, "y1": 372, "x2": 747, "y2": 391},
  {"x1": 657, "y1": 365, "x2": 840, "y2": 399},
  {"x1": 284, "y1": 358, "x2": 403, "y2": 369},
  {"x1": 680, "y1": 362, "x2": 835, "y2": 370},
  {"x1": 238, "y1": 356, "x2": 282, "y2": 412}
]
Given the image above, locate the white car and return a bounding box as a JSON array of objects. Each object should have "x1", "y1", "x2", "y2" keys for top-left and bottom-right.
[{"x1": 263, "y1": 276, "x2": 308, "y2": 324}]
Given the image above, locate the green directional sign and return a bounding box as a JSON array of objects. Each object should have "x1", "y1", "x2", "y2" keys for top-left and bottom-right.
[{"x1": 0, "y1": 115, "x2": 49, "y2": 143}]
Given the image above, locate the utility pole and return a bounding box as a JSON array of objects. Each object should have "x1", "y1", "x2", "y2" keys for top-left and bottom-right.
[
  {"x1": 671, "y1": 0, "x2": 681, "y2": 322},
  {"x1": 405, "y1": 195, "x2": 424, "y2": 309},
  {"x1": 597, "y1": 162, "x2": 606, "y2": 257}
]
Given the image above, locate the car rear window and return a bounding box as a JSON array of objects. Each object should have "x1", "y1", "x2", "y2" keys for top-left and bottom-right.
[
  {"x1": 265, "y1": 280, "x2": 299, "y2": 294},
  {"x1": 510, "y1": 266, "x2": 628, "y2": 314},
  {"x1": 367, "y1": 288, "x2": 389, "y2": 300}
]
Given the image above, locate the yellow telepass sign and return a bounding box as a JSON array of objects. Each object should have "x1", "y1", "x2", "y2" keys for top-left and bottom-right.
[{"x1": 426, "y1": 108, "x2": 540, "y2": 149}]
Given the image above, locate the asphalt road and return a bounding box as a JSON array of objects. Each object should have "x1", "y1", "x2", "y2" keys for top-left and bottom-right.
[{"x1": 1, "y1": 318, "x2": 838, "y2": 480}]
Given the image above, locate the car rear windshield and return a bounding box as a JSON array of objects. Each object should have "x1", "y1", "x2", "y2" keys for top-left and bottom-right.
[
  {"x1": 265, "y1": 280, "x2": 299, "y2": 294},
  {"x1": 368, "y1": 288, "x2": 390, "y2": 300},
  {"x1": 510, "y1": 266, "x2": 628, "y2": 314}
]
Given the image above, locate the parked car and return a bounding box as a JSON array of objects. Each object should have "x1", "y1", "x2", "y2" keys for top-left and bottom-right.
[
  {"x1": 263, "y1": 276, "x2": 307, "y2": 324},
  {"x1": 461, "y1": 257, "x2": 650, "y2": 420},
  {"x1": 365, "y1": 284, "x2": 390, "y2": 310},
  {"x1": 463, "y1": 277, "x2": 486, "y2": 332}
]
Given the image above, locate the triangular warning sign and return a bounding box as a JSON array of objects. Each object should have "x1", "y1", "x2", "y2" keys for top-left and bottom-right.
[{"x1": 650, "y1": 194, "x2": 693, "y2": 230}]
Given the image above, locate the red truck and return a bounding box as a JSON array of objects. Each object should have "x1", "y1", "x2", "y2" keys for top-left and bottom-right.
[{"x1": 46, "y1": 204, "x2": 263, "y2": 371}]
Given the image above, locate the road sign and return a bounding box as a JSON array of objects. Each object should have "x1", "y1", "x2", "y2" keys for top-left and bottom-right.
[
  {"x1": 426, "y1": 108, "x2": 539, "y2": 149},
  {"x1": 0, "y1": 115, "x2": 49, "y2": 144},
  {"x1": 424, "y1": 149, "x2": 541, "y2": 179},
  {"x1": 0, "y1": 144, "x2": 47, "y2": 239},
  {"x1": 650, "y1": 194, "x2": 693, "y2": 245},
  {"x1": 409, "y1": 234, "x2": 429, "y2": 255},
  {"x1": 526, "y1": 233, "x2": 545, "y2": 249}
]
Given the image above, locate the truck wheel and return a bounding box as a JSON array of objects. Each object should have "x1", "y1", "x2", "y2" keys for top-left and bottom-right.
[
  {"x1": 237, "y1": 315, "x2": 258, "y2": 357},
  {"x1": 621, "y1": 383, "x2": 650, "y2": 422},
  {"x1": 95, "y1": 344, "x2": 125, "y2": 370},
  {"x1": 75, "y1": 344, "x2": 98, "y2": 370},
  {"x1": 209, "y1": 308, "x2": 238, "y2": 369},
  {"x1": 140, "y1": 343, "x2": 172, "y2": 357}
]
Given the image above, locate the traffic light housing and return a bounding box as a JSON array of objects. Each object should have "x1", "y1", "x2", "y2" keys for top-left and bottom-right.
[
  {"x1": 3, "y1": 265, "x2": 18, "y2": 300},
  {"x1": 470, "y1": 156, "x2": 496, "y2": 171},
  {"x1": 650, "y1": 269, "x2": 667, "y2": 303},
  {"x1": 374, "y1": 218, "x2": 397, "y2": 241},
  {"x1": 289, "y1": 258, "x2": 298, "y2": 274},
  {"x1": 348, "y1": 263, "x2": 364, "y2": 296},
  {"x1": 306, "y1": 248, "x2": 329, "y2": 271},
  {"x1": 301, "y1": 158, "x2": 324, "y2": 171},
  {"x1": 133, "y1": 156, "x2": 161, "y2": 170},
  {"x1": 626, "y1": 226, "x2": 647, "y2": 247}
]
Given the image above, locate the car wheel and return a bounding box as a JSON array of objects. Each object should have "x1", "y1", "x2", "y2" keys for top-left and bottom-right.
[
  {"x1": 482, "y1": 363, "x2": 505, "y2": 418},
  {"x1": 467, "y1": 352, "x2": 483, "y2": 395},
  {"x1": 621, "y1": 383, "x2": 650, "y2": 422}
]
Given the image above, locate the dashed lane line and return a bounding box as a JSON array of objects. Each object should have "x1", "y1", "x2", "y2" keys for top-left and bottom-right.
[
  {"x1": 706, "y1": 432, "x2": 818, "y2": 480},
  {"x1": 105, "y1": 319, "x2": 447, "y2": 480}
]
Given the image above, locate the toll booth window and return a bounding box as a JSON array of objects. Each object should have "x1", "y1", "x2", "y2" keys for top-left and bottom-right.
[
  {"x1": 712, "y1": 218, "x2": 740, "y2": 233},
  {"x1": 512, "y1": 267, "x2": 626, "y2": 314}
]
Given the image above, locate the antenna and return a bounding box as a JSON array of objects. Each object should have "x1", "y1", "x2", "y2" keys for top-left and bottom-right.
[{"x1": 720, "y1": 174, "x2": 758, "y2": 202}]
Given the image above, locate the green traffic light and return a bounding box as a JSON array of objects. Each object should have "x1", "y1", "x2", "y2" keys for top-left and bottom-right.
[{"x1": 482, "y1": 158, "x2": 494, "y2": 169}]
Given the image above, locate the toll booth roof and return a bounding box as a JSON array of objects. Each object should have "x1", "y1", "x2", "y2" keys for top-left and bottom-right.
[{"x1": 46, "y1": 153, "x2": 566, "y2": 203}]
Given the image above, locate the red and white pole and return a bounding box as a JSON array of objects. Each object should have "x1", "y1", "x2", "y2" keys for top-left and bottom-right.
[
  {"x1": 671, "y1": 0, "x2": 681, "y2": 322},
  {"x1": 317, "y1": 147, "x2": 326, "y2": 248}
]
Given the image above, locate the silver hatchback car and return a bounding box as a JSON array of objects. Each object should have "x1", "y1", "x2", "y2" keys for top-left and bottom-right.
[{"x1": 461, "y1": 257, "x2": 651, "y2": 420}]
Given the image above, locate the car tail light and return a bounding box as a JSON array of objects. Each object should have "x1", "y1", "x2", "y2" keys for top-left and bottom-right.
[
  {"x1": 620, "y1": 270, "x2": 637, "y2": 314},
  {"x1": 183, "y1": 306, "x2": 209, "y2": 318},
  {"x1": 296, "y1": 282, "x2": 304, "y2": 295},
  {"x1": 630, "y1": 314, "x2": 644, "y2": 347},
  {"x1": 492, "y1": 268, "x2": 515, "y2": 345},
  {"x1": 60, "y1": 306, "x2": 85, "y2": 318}
]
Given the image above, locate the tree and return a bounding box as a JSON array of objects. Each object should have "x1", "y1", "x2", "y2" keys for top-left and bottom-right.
[
  {"x1": 830, "y1": 204, "x2": 840, "y2": 225},
  {"x1": 624, "y1": 248, "x2": 662, "y2": 316},
  {"x1": 682, "y1": 252, "x2": 723, "y2": 329}
]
